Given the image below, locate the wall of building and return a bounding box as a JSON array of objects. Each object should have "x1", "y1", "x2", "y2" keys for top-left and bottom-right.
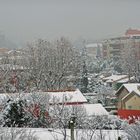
[
  {"x1": 117, "y1": 87, "x2": 129, "y2": 109},
  {"x1": 125, "y1": 94, "x2": 140, "y2": 110},
  {"x1": 102, "y1": 36, "x2": 140, "y2": 62}
]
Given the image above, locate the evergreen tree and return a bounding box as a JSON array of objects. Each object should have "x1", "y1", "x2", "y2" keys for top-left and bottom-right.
[
  {"x1": 80, "y1": 61, "x2": 88, "y2": 93},
  {"x1": 2, "y1": 99, "x2": 31, "y2": 127}
]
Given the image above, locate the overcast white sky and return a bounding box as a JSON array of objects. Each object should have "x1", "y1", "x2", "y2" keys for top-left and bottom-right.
[{"x1": 0, "y1": 0, "x2": 140, "y2": 44}]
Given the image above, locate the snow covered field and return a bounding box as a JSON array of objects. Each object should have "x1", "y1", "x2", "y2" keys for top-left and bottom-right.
[
  {"x1": 0, "y1": 128, "x2": 126, "y2": 140},
  {"x1": 35, "y1": 129, "x2": 126, "y2": 140}
]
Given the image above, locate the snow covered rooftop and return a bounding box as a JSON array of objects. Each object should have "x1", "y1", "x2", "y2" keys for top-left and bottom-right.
[
  {"x1": 7, "y1": 50, "x2": 22, "y2": 55},
  {"x1": 123, "y1": 83, "x2": 140, "y2": 96},
  {"x1": 0, "y1": 89, "x2": 87, "y2": 105},
  {"x1": 117, "y1": 78, "x2": 129, "y2": 83},
  {"x1": 58, "y1": 103, "x2": 109, "y2": 116},
  {"x1": 106, "y1": 79, "x2": 113, "y2": 83},
  {"x1": 86, "y1": 43, "x2": 102, "y2": 48},
  {"x1": 83, "y1": 93, "x2": 97, "y2": 96},
  {"x1": 117, "y1": 76, "x2": 135, "y2": 83},
  {"x1": 103, "y1": 75, "x2": 128, "y2": 82},
  {"x1": 81, "y1": 103, "x2": 109, "y2": 116},
  {"x1": 48, "y1": 89, "x2": 87, "y2": 104}
]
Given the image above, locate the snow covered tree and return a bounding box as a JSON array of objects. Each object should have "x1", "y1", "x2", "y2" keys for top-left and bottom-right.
[
  {"x1": 25, "y1": 92, "x2": 51, "y2": 128},
  {"x1": 123, "y1": 120, "x2": 140, "y2": 140},
  {"x1": 1, "y1": 98, "x2": 31, "y2": 127},
  {"x1": 23, "y1": 37, "x2": 81, "y2": 91},
  {"x1": 80, "y1": 61, "x2": 89, "y2": 93},
  {"x1": 121, "y1": 45, "x2": 140, "y2": 82},
  {"x1": 0, "y1": 37, "x2": 82, "y2": 93},
  {"x1": 0, "y1": 127, "x2": 38, "y2": 140}
]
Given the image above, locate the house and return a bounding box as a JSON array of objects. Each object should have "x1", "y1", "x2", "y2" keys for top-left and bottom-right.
[
  {"x1": 102, "y1": 75, "x2": 128, "y2": 89},
  {"x1": 115, "y1": 83, "x2": 140, "y2": 121},
  {"x1": 83, "y1": 92, "x2": 98, "y2": 103},
  {"x1": 102, "y1": 36, "x2": 128, "y2": 60},
  {"x1": 0, "y1": 89, "x2": 87, "y2": 106},
  {"x1": 102, "y1": 28, "x2": 140, "y2": 61},
  {"x1": 0, "y1": 90, "x2": 109, "y2": 117},
  {"x1": 116, "y1": 83, "x2": 140, "y2": 110},
  {"x1": 57, "y1": 103, "x2": 109, "y2": 116},
  {"x1": 81, "y1": 103, "x2": 109, "y2": 116},
  {"x1": 47, "y1": 89, "x2": 87, "y2": 105},
  {"x1": 115, "y1": 76, "x2": 135, "y2": 90}
]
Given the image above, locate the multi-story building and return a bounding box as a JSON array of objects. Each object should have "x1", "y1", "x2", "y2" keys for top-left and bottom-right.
[
  {"x1": 102, "y1": 28, "x2": 140, "y2": 62},
  {"x1": 125, "y1": 28, "x2": 140, "y2": 61},
  {"x1": 102, "y1": 37, "x2": 128, "y2": 60}
]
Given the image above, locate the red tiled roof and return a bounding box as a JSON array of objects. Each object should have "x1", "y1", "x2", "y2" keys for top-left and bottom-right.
[{"x1": 125, "y1": 29, "x2": 140, "y2": 36}]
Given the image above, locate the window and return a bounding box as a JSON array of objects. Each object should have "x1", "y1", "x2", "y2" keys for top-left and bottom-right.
[{"x1": 128, "y1": 105, "x2": 132, "y2": 109}]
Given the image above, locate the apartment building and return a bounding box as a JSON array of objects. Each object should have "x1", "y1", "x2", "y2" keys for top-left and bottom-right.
[{"x1": 102, "y1": 28, "x2": 140, "y2": 61}]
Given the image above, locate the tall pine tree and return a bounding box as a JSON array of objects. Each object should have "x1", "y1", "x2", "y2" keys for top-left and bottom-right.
[{"x1": 80, "y1": 61, "x2": 88, "y2": 93}]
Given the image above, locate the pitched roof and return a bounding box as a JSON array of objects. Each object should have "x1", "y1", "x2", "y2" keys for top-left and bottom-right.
[
  {"x1": 115, "y1": 83, "x2": 140, "y2": 97},
  {"x1": 81, "y1": 103, "x2": 109, "y2": 116},
  {"x1": 103, "y1": 75, "x2": 128, "y2": 82},
  {"x1": 53, "y1": 103, "x2": 109, "y2": 116},
  {"x1": 0, "y1": 89, "x2": 87, "y2": 105},
  {"x1": 123, "y1": 83, "x2": 140, "y2": 96},
  {"x1": 86, "y1": 43, "x2": 102, "y2": 48},
  {"x1": 48, "y1": 89, "x2": 87, "y2": 104}
]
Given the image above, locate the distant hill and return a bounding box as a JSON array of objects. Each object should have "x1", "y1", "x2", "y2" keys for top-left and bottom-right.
[{"x1": 0, "y1": 34, "x2": 17, "y2": 49}]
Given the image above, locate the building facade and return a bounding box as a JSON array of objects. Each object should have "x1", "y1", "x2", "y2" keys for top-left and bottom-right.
[{"x1": 102, "y1": 29, "x2": 140, "y2": 62}]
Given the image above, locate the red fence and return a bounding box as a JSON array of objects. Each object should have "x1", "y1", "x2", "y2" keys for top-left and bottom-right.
[{"x1": 118, "y1": 109, "x2": 140, "y2": 123}]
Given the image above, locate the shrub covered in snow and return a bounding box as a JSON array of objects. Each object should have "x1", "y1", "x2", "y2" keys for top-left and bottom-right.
[
  {"x1": 1, "y1": 98, "x2": 31, "y2": 127},
  {"x1": 123, "y1": 120, "x2": 140, "y2": 140}
]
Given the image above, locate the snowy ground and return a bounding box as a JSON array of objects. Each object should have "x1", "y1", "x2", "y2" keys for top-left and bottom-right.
[
  {"x1": 0, "y1": 127, "x2": 127, "y2": 140},
  {"x1": 35, "y1": 129, "x2": 126, "y2": 140}
]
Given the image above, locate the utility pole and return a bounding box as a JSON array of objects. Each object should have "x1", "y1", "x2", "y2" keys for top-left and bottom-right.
[
  {"x1": 69, "y1": 113, "x2": 76, "y2": 140},
  {"x1": 118, "y1": 136, "x2": 121, "y2": 140},
  {"x1": 70, "y1": 120, "x2": 74, "y2": 140}
]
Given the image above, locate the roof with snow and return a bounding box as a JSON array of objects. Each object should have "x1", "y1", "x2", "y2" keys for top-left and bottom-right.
[
  {"x1": 116, "y1": 83, "x2": 140, "y2": 97},
  {"x1": 103, "y1": 75, "x2": 128, "y2": 83},
  {"x1": 7, "y1": 50, "x2": 22, "y2": 55},
  {"x1": 0, "y1": 89, "x2": 87, "y2": 105},
  {"x1": 48, "y1": 89, "x2": 87, "y2": 104},
  {"x1": 117, "y1": 76, "x2": 135, "y2": 83},
  {"x1": 81, "y1": 103, "x2": 109, "y2": 116},
  {"x1": 86, "y1": 43, "x2": 102, "y2": 48},
  {"x1": 123, "y1": 83, "x2": 140, "y2": 96},
  {"x1": 53, "y1": 103, "x2": 109, "y2": 116}
]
